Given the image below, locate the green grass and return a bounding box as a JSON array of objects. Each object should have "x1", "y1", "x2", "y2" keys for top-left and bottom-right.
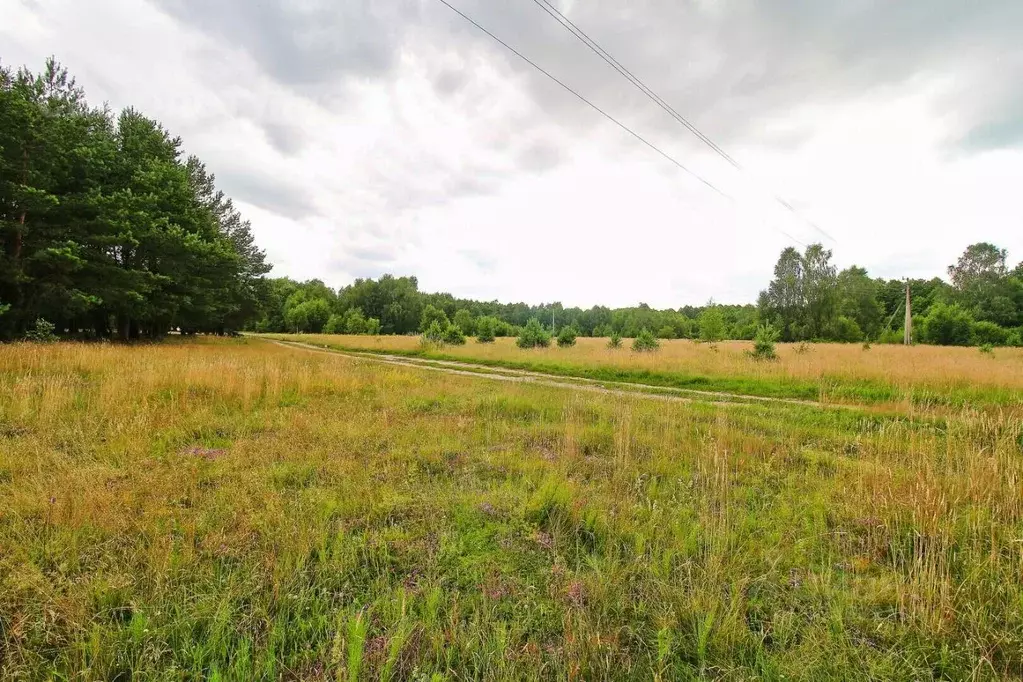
[{"x1": 1, "y1": 338, "x2": 1022, "y2": 680}]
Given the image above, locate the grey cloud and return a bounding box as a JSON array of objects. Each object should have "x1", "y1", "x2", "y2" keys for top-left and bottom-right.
[
  {"x1": 517, "y1": 140, "x2": 562, "y2": 173},
  {"x1": 423, "y1": 0, "x2": 1023, "y2": 153},
  {"x1": 217, "y1": 169, "x2": 319, "y2": 220},
  {"x1": 433, "y1": 68, "x2": 468, "y2": 96},
  {"x1": 154, "y1": 0, "x2": 421, "y2": 92},
  {"x1": 261, "y1": 121, "x2": 307, "y2": 156},
  {"x1": 160, "y1": 0, "x2": 1023, "y2": 159}
]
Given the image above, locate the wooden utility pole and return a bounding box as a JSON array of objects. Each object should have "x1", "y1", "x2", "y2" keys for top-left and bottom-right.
[{"x1": 903, "y1": 280, "x2": 912, "y2": 345}]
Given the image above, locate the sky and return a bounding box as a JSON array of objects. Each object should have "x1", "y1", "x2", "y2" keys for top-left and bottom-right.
[{"x1": 3, "y1": 0, "x2": 1022, "y2": 308}]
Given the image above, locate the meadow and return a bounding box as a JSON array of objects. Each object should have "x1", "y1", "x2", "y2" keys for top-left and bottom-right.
[
  {"x1": 264, "y1": 334, "x2": 1023, "y2": 413},
  {"x1": 1, "y1": 337, "x2": 1022, "y2": 680}
]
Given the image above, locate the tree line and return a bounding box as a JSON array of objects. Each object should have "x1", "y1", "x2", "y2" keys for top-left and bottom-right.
[
  {"x1": 0, "y1": 59, "x2": 268, "y2": 341},
  {"x1": 252, "y1": 241, "x2": 1023, "y2": 348},
  {"x1": 759, "y1": 242, "x2": 1023, "y2": 346}
]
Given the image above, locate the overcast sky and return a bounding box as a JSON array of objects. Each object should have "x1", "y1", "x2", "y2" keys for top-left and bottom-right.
[{"x1": 4, "y1": 0, "x2": 1022, "y2": 307}]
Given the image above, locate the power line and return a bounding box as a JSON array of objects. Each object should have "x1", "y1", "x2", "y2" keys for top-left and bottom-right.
[
  {"x1": 433, "y1": 0, "x2": 806, "y2": 247},
  {"x1": 528, "y1": 0, "x2": 836, "y2": 244}
]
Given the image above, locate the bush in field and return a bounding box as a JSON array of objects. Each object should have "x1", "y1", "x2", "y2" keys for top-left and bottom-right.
[
  {"x1": 698, "y1": 308, "x2": 725, "y2": 342},
  {"x1": 422, "y1": 320, "x2": 445, "y2": 346},
  {"x1": 593, "y1": 324, "x2": 612, "y2": 338},
  {"x1": 365, "y1": 318, "x2": 381, "y2": 335},
  {"x1": 556, "y1": 326, "x2": 578, "y2": 347},
  {"x1": 475, "y1": 316, "x2": 497, "y2": 343},
  {"x1": 657, "y1": 326, "x2": 676, "y2": 340},
  {"x1": 25, "y1": 318, "x2": 57, "y2": 343},
  {"x1": 831, "y1": 316, "x2": 863, "y2": 342},
  {"x1": 632, "y1": 328, "x2": 659, "y2": 352},
  {"x1": 443, "y1": 323, "x2": 466, "y2": 345},
  {"x1": 342, "y1": 308, "x2": 368, "y2": 335},
  {"x1": 749, "y1": 324, "x2": 779, "y2": 360},
  {"x1": 877, "y1": 328, "x2": 904, "y2": 344},
  {"x1": 494, "y1": 319, "x2": 516, "y2": 338},
  {"x1": 420, "y1": 305, "x2": 449, "y2": 333},
  {"x1": 517, "y1": 318, "x2": 551, "y2": 349},
  {"x1": 979, "y1": 343, "x2": 994, "y2": 355},
  {"x1": 972, "y1": 320, "x2": 1008, "y2": 346},
  {"x1": 323, "y1": 314, "x2": 344, "y2": 334},
  {"x1": 607, "y1": 331, "x2": 622, "y2": 349},
  {"x1": 921, "y1": 303, "x2": 973, "y2": 346},
  {"x1": 1007, "y1": 329, "x2": 1022, "y2": 347},
  {"x1": 453, "y1": 309, "x2": 475, "y2": 336}
]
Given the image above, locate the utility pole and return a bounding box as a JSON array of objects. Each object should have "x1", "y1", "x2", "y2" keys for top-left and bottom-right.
[{"x1": 904, "y1": 280, "x2": 912, "y2": 345}]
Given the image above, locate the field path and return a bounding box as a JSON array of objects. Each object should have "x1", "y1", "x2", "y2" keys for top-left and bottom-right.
[{"x1": 266, "y1": 338, "x2": 863, "y2": 412}]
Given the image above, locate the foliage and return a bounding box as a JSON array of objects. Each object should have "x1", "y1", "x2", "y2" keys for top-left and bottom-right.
[
  {"x1": 442, "y1": 322, "x2": 466, "y2": 345},
  {"x1": 517, "y1": 318, "x2": 551, "y2": 349},
  {"x1": 830, "y1": 316, "x2": 864, "y2": 343},
  {"x1": 749, "y1": 324, "x2": 778, "y2": 360},
  {"x1": 971, "y1": 320, "x2": 1008, "y2": 346},
  {"x1": 607, "y1": 332, "x2": 622, "y2": 349},
  {"x1": 979, "y1": 343, "x2": 994, "y2": 355},
  {"x1": 698, "y1": 308, "x2": 725, "y2": 342},
  {"x1": 422, "y1": 320, "x2": 445, "y2": 345},
  {"x1": 24, "y1": 317, "x2": 57, "y2": 343},
  {"x1": 631, "y1": 328, "x2": 659, "y2": 352},
  {"x1": 921, "y1": 303, "x2": 975, "y2": 346},
  {"x1": 475, "y1": 316, "x2": 497, "y2": 343},
  {"x1": 556, "y1": 326, "x2": 578, "y2": 348},
  {"x1": 323, "y1": 314, "x2": 344, "y2": 335},
  {"x1": 452, "y1": 309, "x2": 475, "y2": 336},
  {"x1": 365, "y1": 317, "x2": 381, "y2": 336},
  {"x1": 0, "y1": 59, "x2": 268, "y2": 340},
  {"x1": 420, "y1": 304, "x2": 449, "y2": 333},
  {"x1": 657, "y1": 325, "x2": 676, "y2": 340}
]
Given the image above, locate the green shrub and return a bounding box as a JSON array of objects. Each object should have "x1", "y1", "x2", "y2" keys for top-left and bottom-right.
[
  {"x1": 971, "y1": 320, "x2": 1008, "y2": 346},
  {"x1": 420, "y1": 305, "x2": 449, "y2": 333},
  {"x1": 698, "y1": 309, "x2": 725, "y2": 342},
  {"x1": 979, "y1": 343, "x2": 994, "y2": 355},
  {"x1": 831, "y1": 316, "x2": 864, "y2": 342},
  {"x1": 365, "y1": 318, "x2": 381, "y2": 335},
  {"x1": 593, "y1": 324, "x2": 612, "y2": 338},
  {"x1": 632, "y1": 328, "x2": 659, "y2": 352},
  {"x1": 749, "y1": 324, "x2": 778, "y2": 360},
  {"x1": 517, "y1": 318, "x2": 551, "y2": 349},
  {"x1": 607, "y1": 332, "x2": 622, "y2": 349},
  {"x1": 422, "y1": 320, "x2": 445, "y2": 346},
  {"x1": 1007, "y1": 329, "x2": 1022, "y2": 348},
  {"x1": 442, "y1": 323, "x2": 466, "y2": 345},
  {"x1": 342, "y1": 308, "x2": 368, "y2": 335},
  {"x1": 475, "y1": 316, "x2": 497, "y2": 343},
  {"x1": 878, "y1": 328, "x2": 904, "y2": 345},
  {"x1": 556, "y1": 326, "x2": 578, "y2": 348},
  {"x1": 25, "y1": 318, "x2": 57, "y2": 343},
  {"x1": 323, "y1": 314, "x2": 345, "y2": 334},
  {"x1": 453, "y1": 309, "x2": 475, "y2": 336},
  {"x1": 657, "y1": 325, "x2": 676, "y2": 340},
  {"x1": 921, "y1": 302, "x2": 973, "y2": 346}
]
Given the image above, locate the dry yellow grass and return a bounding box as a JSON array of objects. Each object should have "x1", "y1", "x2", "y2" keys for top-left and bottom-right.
[{"x1": 277, "y1": 334, "x2": 1023, "y2": 409}]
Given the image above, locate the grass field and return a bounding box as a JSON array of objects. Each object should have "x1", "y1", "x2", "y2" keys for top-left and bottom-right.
[
  {"x1": 263, "y1": 334, "x2": 1023, "y2": 412},
  {"x1": 2, "y1": 338, "x2": 1023, "y2": 680}
]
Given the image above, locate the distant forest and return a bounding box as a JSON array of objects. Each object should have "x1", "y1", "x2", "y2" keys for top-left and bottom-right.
[
  {"x1": 253, "y1": 240, "x2": 1023, "y2": 347},
  {"x1": 4, "y1": 61, "x2": 1022, "y2": 347}
]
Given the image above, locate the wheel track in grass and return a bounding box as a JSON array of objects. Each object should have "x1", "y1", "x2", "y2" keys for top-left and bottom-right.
[{"x1": 266, "y1": 339, "x2": 871, "y2": 413}]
